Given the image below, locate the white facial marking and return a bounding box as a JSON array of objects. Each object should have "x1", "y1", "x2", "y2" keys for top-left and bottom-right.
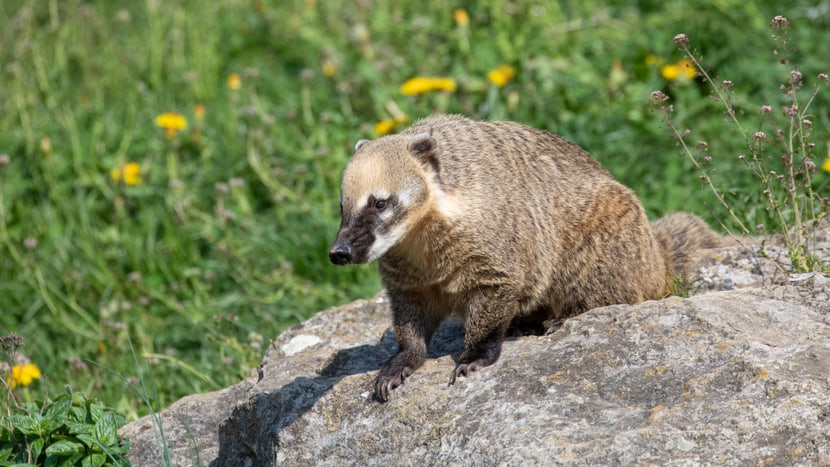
[
  {"x1": 435, "y1": 190, "x2": 463, "y2": 220},
  {"x1": 366, "y1": 222, "x2": 409, "y2": 262},
  {"x1": 355, "y1": 194, "x2": 369, "y2": 211},
  {"x1": 373, "y1": 189, "x2": 391, "y2": 201},
  {"x1": 397, "y1": 187, "x2": 415, "y2": 208}
]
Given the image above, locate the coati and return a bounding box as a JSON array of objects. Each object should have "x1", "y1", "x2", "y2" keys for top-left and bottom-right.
[{"x1": 329, "y1": 115, "x2": 721, "y2": 402}]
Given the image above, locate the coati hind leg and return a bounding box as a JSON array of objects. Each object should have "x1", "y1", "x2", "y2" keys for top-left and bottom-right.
[
  {"x1": 506, "y1": 305, "x2": 551, "y2": 337},
  {"x1": 450, "y1": 288, "x2": 517, "y2": 385}
]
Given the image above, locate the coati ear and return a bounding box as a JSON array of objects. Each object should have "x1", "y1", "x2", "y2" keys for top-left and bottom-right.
[
  {"x1": 354, "y1": 139, "x2": 369, "y2": 153},
  {"x1": 407, "y1": 133, "x2": 437, "y2": 156},
  {"x1": 406, "y1": 133, "x2": 440, "y2": 177},
  {"x1": 406, "y1": 133, "x2": 440, "y2": 174}
]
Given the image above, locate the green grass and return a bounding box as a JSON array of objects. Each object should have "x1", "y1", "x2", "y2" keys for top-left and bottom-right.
[{"x1": 1, "y1": 0, "x2": 827, "y2": 419}]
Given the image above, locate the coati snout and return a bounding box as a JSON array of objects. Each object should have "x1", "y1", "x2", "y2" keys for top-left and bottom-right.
[
  {"x1": 329, "y1": 194, "x2": 404, "y2": 265},
  {"x1": 328, "y1": 241, "x2": 354, "y2": 265}
]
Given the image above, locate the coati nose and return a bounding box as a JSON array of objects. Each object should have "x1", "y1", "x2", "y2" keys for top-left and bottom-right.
[{"x1": 329, "y1": 244, "x2": 353, "y2": 265}]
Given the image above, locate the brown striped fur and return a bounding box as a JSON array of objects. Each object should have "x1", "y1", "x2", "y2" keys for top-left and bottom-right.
[{"x1": 329, "y1": 115, "x2": 722, "y2": 401}]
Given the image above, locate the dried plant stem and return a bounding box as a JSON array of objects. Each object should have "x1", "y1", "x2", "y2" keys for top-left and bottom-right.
[
  {"x1": 677, "y1": 43, "x2": 749, "y2": 144},
  {"x1": 661, "y1": 23, "x2": 828, "y2": 273},
  {"x1": 655, "y1": 103, "x2": 752, "y2": 238}
]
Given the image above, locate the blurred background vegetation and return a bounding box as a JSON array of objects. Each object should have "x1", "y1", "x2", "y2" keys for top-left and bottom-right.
[{"x1": 1, "y1": 0, "x2": 827, "y2": 418}]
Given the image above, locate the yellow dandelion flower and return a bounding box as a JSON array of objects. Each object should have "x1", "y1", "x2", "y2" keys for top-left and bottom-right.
[
  {"x1": 822, "y1": 157, "x2": 830, "y2": 174},
  {"x1": 111, "y1": 162, "x2": 142, "y2": 186},
  {"x1": 430, "y1": 77, "x2": 457, "y2": 92},
  {"x1": 227, "y1": 73, "x2": 242, "y2": 90},
  {"x1": 9, "y1": 363, "x2": 41, "y2": 389},
  {"x1": 322, "y1": 61, "x2": 336, "y2": 77},
  {"x1": 194, "y1": 104, "x2": 206, "y2": 121},
  {"x1": 401, "y1": 77, "x2": 458, "y2": 95},
  {"x1": 374, "y1": 118, "x2": 398, "y2": 136},
  {"x1": 661, "y1": 64, "x2": 680, "y2": 81},
  {"x1": 677, "y1": 58, "x2": 696, "y2": 78},
  {"x1": 401, "y1": 77, "x2": 435, "y2": 95},
  {"x1": 154, "y1": 112, "x2": 188, "y2": 138},
  {"x1": 373, "y1": 113, "x2": 408, "y2": 136},
  {"x1": 122, "y1": 162, "x2": 142, "y2": 186},
  {"x1": 487, "y1": 64, "x2": 516, "y2": 88},
  {"x1": 453, "y1": 8, "x2": 470, "y2": 26}
]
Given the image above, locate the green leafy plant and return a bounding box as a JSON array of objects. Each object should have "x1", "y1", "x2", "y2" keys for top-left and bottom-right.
[{"x1": 0, "y1": 387, "x2": 130, "y2": 467}]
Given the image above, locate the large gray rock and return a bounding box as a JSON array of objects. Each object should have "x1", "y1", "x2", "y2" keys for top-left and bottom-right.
[{"x1": 121, "y1": 246, "x2": 830, "y2": 466}]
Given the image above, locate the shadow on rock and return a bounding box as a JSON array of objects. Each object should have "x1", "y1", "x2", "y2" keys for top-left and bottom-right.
[{"x1": 210, "y1": 318, "x2": 465, "y2": 466}]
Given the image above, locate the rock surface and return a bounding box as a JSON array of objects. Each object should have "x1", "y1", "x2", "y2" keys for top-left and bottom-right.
[{"x1": 121, "y1": 242, "x2": 830, "y2": 466}]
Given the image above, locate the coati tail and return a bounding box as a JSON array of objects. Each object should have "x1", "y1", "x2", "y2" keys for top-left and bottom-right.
[{"x1": 650, "y1": 213, "x2": 722, "y2": 284}]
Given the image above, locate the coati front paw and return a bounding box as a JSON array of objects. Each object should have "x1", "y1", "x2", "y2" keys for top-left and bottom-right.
[
  {"x1": 449, "y1": 356, "x2": 497, "y2": 386},
  {"x1": 374, "y1": 350, "x2": 425, "y2": 402},
  {"x1": 449, "y1": 341, "x2": 502, "y2": 386}
]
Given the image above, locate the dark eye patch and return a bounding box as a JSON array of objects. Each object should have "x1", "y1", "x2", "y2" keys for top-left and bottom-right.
[{"x1": 366, "y1": 195, "x2": 390, "y2": 212}]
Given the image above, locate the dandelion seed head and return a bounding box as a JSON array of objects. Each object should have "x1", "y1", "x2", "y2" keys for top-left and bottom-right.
[{"x1": 299, "y1": 68, "x2": 314, "y2": 82}]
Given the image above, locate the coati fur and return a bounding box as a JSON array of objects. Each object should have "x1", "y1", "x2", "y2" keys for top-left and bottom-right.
[{"x1": 329, "y1": 115, "x2": 722, "y2": 401}]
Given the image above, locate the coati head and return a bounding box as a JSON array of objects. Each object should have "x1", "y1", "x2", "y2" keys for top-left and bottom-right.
[{"x1": 329, "y1": 132, "x2": 440, "y2": 265}]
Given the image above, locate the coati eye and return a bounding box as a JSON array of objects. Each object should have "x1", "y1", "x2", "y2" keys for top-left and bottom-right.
[{"x1": 374, "y1": 199, "x2": 388, "y2": 211}]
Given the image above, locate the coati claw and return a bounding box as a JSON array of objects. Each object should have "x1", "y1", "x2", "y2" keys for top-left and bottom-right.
[
  {"x1": 448, "y1": 359, "x2": 488, "y2": 386},
  {"x1": 375, "y1": 353, "x2": 420, "y2": 402},
  {"x1": 375, "y1": 369, "x2": 409, "y2": 402}
]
